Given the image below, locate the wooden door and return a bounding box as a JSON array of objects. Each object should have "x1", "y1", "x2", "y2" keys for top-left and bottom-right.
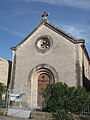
[{"x1": 37, "y1": 73, "x2": 50, "y2": 107}]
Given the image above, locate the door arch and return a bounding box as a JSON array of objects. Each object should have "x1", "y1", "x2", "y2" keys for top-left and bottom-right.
[{"x1": 28, "y1": 64, "x2": 58, "y2": 108}]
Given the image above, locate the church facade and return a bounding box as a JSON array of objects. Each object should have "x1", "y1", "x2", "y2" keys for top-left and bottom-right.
[{"x1": 9, "y1": 13, "x2": 90, "y2": 109}]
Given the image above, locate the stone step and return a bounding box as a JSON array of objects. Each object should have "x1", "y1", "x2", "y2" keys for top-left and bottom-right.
[{"x1": 7, "y1": 108, "x2": 31, "y2": 118}]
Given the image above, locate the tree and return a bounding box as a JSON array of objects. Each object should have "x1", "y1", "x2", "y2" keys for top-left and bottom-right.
[
  {"x1": 44, "y1": 82, "x2": 90, "y2": 120},
  {"x1": 0, "y1": 82, "x2": 6, "y2": 101}
]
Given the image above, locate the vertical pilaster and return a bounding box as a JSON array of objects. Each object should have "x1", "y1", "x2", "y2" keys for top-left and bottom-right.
[
  {"x1": 75, "y1": 44, "x2": 81, "y2": 86},
  {"x1": 9, "y1": 49, "x2": 16, "y2": 92}
]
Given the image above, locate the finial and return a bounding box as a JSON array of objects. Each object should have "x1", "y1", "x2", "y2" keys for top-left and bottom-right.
[{"x1": 41, "y1": 11, "x2": 49, "y2": 22}]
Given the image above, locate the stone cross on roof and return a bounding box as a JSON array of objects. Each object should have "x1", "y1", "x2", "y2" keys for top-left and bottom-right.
[{"x1": 41, "y1": 11, "x2": 49, "y2": 22}]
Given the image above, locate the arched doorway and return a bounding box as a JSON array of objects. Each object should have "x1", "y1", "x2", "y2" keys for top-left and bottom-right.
[
  {"x1": 28, "y1": 64, "x2": 58, "y2": 109},
  {"x1": 30, "y1": 68, "x2": 54, "y2": 108}
]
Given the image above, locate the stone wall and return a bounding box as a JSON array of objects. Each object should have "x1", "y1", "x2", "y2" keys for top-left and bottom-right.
[
  {"x1": 0, "y1": 58, "x2": 10, "y2": 86},
  {"x1": 31, "y1": 111, "x2": 53, "y2": 120},
  {"x1": 30, "y1": 111, "x2": 90, "y2": 120}
]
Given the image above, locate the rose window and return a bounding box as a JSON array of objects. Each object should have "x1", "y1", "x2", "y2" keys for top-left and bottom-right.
[{"x1": 35, "y1": 36, "x2": 53, "y2": 53}]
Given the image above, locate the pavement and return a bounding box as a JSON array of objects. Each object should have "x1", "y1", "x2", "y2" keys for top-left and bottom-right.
[{"x1": 0, "y1": 116, "x2": 29, "y2": 120}]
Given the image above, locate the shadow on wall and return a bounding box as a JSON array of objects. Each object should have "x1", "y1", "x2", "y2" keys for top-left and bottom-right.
[
  {"x1": 7, "y1": 60, "x2": 12, "y2": 88},
  {"x1": 83, "y1": 77, "x2": 90, "y2": 91},
  {"x1": 83, "y1": 65, "x2": 90, "y2": 91}
]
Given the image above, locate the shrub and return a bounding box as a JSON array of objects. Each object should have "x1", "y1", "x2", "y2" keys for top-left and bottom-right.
[{"x1": 44, "y1": 82, "x2": 90, "y2": 119}]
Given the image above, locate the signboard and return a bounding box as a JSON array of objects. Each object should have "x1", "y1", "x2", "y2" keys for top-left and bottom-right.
[{"x1": 10, "y1": 94, "x2": 21, "y2": 102}]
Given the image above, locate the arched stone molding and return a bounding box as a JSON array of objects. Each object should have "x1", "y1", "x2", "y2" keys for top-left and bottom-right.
[
  {"x1": 27, "y1": 64, "x2": 58, "y2": 108},
  {"x1": 28, "y1": 64, "x2": 58, "y2": 83}
]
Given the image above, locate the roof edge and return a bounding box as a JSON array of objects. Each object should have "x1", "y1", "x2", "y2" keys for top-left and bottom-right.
[
  {"x1": 10, "y1": 21, "x2": 86, "y2": 50},
  {"x1": 11, "y1": 22, "x2": 44, "y2": 50},
  {"x1": 43, "y1": 21, "x2": 86, "y2": 44}
]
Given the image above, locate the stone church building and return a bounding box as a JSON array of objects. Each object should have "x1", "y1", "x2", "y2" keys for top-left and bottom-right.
[
  {"x1": 0, "y1": 57, "x2": 11, "y2": 87},
  {"x1": 9, "y1": 12, "x2": 90, "y2": 109}
]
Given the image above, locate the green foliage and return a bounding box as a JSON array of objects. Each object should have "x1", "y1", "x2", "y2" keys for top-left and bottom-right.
[
  {"x1": 44, "y1": 83, "x2": 68, "y2": 112},
  {"x1": 0, "y1": 82, "x2": 6, "y2": 100},
  {"x1": 44, "y1": 82, "x2": 90, "y2": 119},
  {"x1": 65, "y1": 86, "x2": 90, "y2": 114},
  {"x1": 53, "y1": 109, "x2": 73, "y2": 120}
]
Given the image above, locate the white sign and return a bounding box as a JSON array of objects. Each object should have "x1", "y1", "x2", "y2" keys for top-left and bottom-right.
[{"x1": 10, "y1": 94, "x2": 21, "y2": 102}]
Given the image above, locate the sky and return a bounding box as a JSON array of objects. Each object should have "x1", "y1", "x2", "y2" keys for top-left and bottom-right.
[{"x1": 0, "y1": 0, "x2": 90, "y2": 61}]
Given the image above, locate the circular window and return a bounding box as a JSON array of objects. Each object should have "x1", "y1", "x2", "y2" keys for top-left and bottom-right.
[{"x1": 35, "y1": 36, "x2": 53, "y2": 53}]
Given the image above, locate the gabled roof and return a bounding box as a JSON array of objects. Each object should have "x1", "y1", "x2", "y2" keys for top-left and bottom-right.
[{"x1": 11, "y1": 20, "x2": 85, "y2": 51}]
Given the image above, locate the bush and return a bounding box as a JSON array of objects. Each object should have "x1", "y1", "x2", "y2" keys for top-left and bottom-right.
[
  {"x1": 53, "y1": 109, "x2": 73, "y2": 120},
  {"x1": 44, "y1": 82, "x2": 90, "y2": 119}
]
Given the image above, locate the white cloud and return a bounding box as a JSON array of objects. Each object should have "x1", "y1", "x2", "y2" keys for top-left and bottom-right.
[
  {"x1": 60, "y1": 24, "x2": 90, "y2": 44},
  {"x1": 0, "y1": 26, "x2": 25, "y2": 37},
  {"x1": 12, "y1": 9, "x2": 40, "y2": 16},
  {"x1": 61, "y1": 25, "x2": 84, "y2": 38},
  {"x1": 57, "y1": 23, "x2": 90, "y2": 54},
  {"x1": 23, "y1": 0, "x2": 90, "y2": 10}
]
